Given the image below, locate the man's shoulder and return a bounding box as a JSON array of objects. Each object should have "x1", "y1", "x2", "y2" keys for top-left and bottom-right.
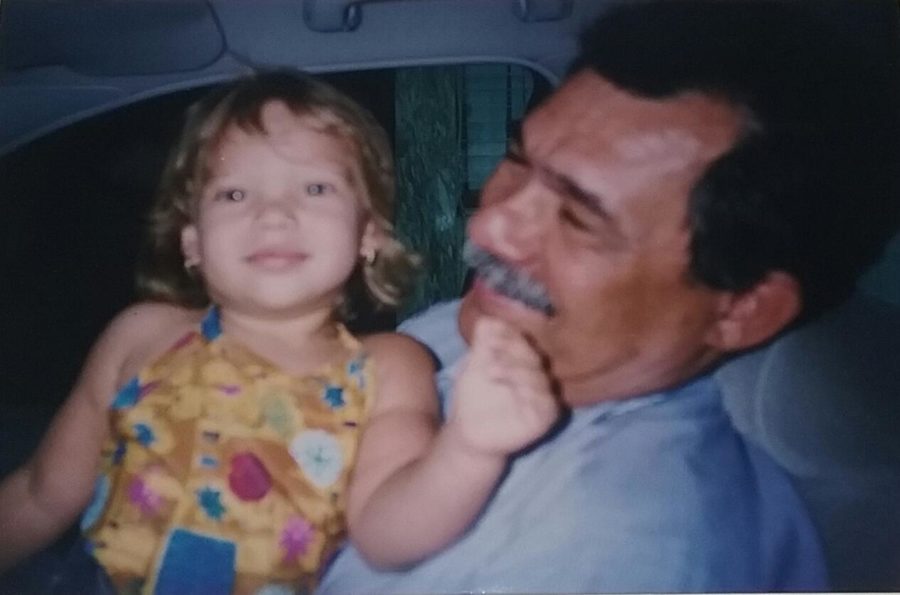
[
  {"x1": 397, "y1": 299, "x2": 461, "y2": 338},
  {"x1": 397, "y1": 300, "x2": 464, "y2": 369},
  {"x1": 511, "y1": 384, "x2": 825, "y2": 589},
  {"x1": 559, "y1": 379, "x2": 814, "y2": 533}
]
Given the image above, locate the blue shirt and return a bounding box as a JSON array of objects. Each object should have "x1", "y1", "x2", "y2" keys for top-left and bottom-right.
[{"x1": 319, "y1": 300, "x2": 828, "y2": 593}]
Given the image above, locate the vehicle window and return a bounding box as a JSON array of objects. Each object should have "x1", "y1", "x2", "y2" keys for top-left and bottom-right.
[
  {"x1": 394, "y1": 64, "x2": 548, "y2": 318},
  {"x1": 0, "y1": 63, "x2": 548, "y2": 472}
]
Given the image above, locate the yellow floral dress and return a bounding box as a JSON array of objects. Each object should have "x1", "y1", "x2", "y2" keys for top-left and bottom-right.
[{"x1": 80, "y1": 307, "x2": 375, "y2": 595}]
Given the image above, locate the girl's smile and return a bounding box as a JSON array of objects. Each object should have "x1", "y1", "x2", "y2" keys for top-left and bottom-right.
[{"x1": 245, "y1": 249, "x2": 310, "y2": 270}]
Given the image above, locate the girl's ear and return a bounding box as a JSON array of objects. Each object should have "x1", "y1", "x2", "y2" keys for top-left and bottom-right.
[
  {"x1": 705, "y1": 270, "x2": 802, "y2": 352},
  {"x1": 181, "y1": 225, "x2": 201, "y2": 267},
  {"x1": 359, "y1": 220, "x2": 386, "y2": 264}
]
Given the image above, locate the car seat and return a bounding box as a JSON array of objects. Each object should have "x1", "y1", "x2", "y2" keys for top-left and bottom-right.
[{"x1": 716, "y1": 291, "x2": 900, "y2": 590}]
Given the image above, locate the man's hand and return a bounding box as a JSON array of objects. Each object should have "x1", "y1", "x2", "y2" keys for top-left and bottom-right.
[{"x1": 447, "y1": 316, "x2": 560, "y2": 457}]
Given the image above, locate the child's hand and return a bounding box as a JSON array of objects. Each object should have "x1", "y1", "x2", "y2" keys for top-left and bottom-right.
[{"x1": 447, "y1": 316, "x2": 560, "y2": 458}]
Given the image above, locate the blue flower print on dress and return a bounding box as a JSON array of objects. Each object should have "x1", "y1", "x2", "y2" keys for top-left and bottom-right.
[
  {"x1": 80, "y1": 475, "x2": 110, "y2": 531},
  {"x1": 322, "y1": 385, "x2": 345, "y2": 409},
  {"x1": 133, "y1": 422, "x2": 156, "y2": 446},
  {"x1": 289, "y1": 429, "x2": 344, "y2": 488},
  {"x1": 111, "y1": 378, "x2": 140, "y2": 410},
  {"x1": 196, "y1": 486, "x2": 227, "y2": 520}
]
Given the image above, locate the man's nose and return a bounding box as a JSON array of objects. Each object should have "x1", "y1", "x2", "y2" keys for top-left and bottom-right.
[{"x1": 468, "y1": 182, "x2": 548, "y2": 262}]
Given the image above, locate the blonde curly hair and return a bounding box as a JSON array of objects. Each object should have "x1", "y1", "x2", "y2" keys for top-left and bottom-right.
[{"x1": 137, "y1": 70, "x2": 419, "y2": 313}]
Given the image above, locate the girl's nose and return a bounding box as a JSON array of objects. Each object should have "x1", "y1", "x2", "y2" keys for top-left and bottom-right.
[{"x1": 255, "y1": 193, "x2": 297, "y2": 226}]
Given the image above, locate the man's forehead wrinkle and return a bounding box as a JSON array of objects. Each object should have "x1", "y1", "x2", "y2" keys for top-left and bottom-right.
[
  {"x1": 527, "y1": 76, "x2": 742, "y2": 180},
  {"x1": 611, "y1": 129, "x2": 705, "y2": 181},
  {"x1": 521, "y1": 102, "x2": 620, "y2": 215},
  {"x1": 613, "y1": 130, "x2": 701, "y2": 164}
]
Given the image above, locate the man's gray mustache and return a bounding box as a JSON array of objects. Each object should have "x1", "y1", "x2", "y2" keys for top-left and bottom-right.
[{"x1": 463, "y1": 241, "x2": 555, "y2": 316}]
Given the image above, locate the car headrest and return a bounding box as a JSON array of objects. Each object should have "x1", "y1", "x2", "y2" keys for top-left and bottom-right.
[{"x1": 716, "y1": 292, "x2": 900, "y2": 477}]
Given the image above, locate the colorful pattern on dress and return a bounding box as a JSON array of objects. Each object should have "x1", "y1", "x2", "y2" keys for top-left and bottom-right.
[{"x1": 81, "y1": 307, "x2": 375, "y2": 594}]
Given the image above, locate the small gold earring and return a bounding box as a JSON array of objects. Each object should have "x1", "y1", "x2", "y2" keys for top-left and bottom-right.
[{"x1": 362, "y1": 247, "x2": 376, "y2": 266}]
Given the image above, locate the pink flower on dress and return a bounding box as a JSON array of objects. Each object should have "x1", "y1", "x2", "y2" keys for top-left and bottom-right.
[
  {"x1": 127, "y1": 476, "x2": 163, "y2": 516},
  {"x1": 280, "y1": 516, "x2": 314, "y2": 562}
]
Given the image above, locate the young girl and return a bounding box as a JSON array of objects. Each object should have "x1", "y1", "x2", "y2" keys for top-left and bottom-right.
[{"x1": 0, "y1": 71, "x2": 558, "y2": 594}]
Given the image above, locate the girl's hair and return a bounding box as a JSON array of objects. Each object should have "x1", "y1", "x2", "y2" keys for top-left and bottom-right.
[{"x1": 136, "y1": 70, "x2": 420, "y2": 313}]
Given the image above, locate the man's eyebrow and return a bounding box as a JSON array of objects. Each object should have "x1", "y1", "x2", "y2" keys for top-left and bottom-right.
[{"x1": 544, "y1": 168, "x2": 613, "y2": 222}]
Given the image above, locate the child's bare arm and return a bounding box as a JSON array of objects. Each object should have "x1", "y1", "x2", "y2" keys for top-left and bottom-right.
[
  {"x1": 0, "y1": 303, "x2": 183, "y2": 570},
  {"x1": 348, "y1": 317, "x2": 559, "y2": 569}
]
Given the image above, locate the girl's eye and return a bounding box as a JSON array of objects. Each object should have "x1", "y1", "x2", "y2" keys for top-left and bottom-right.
[
  {"x1": 306, "y1": 183, "x2": 333, "y2": 196},
  {"x1": 214, "y1": 189, "x2": 246, "y2": 202}
]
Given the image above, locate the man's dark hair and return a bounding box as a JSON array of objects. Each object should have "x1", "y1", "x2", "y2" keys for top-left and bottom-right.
[{"x1": 573, "y1": 0, "x2": 900, "y2": 323}]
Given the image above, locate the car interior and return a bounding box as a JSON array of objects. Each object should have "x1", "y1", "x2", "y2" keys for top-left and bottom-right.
[{"x1": 1, "y1": 0, "x2": 899, "y2": 591}]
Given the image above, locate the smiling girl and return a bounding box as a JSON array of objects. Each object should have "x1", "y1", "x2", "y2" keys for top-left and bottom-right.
[{"x1": 0, "y1": 71, "x2": 558, "y2": 594}]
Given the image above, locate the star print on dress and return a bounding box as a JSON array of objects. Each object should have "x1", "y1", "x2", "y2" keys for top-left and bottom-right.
[
  {"x1": 196, "y1": 486, "x2": 227, "y2": 520},
  {"x1": 322, "y1": 385, "x2": 345, "y2": 409},
  {"x1": 133, "y1": 422, "x2": 156, "y2": 446}
]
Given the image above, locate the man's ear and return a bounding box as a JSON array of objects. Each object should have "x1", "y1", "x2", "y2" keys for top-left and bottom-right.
[
  {"x1": 706, "y1": 271, "x2": 802, "y2": 352},
  {"x1": 181, "y1": 225, "x2": 201, "y2": 267}
]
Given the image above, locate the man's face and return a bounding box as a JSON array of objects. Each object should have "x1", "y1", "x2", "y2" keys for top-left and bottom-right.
[{"x1": 459, "y1": 70, "x2": 745, "y2": 406}]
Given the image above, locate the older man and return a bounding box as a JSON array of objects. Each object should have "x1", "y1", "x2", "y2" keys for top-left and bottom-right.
[{"x1": 321, "y1": 1, "x2": 899, "y2": 592}]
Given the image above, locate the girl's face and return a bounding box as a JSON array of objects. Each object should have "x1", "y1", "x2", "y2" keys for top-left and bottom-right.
[{"x1": 181, "y1": 100, "x2": 379, "y2": 318}]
